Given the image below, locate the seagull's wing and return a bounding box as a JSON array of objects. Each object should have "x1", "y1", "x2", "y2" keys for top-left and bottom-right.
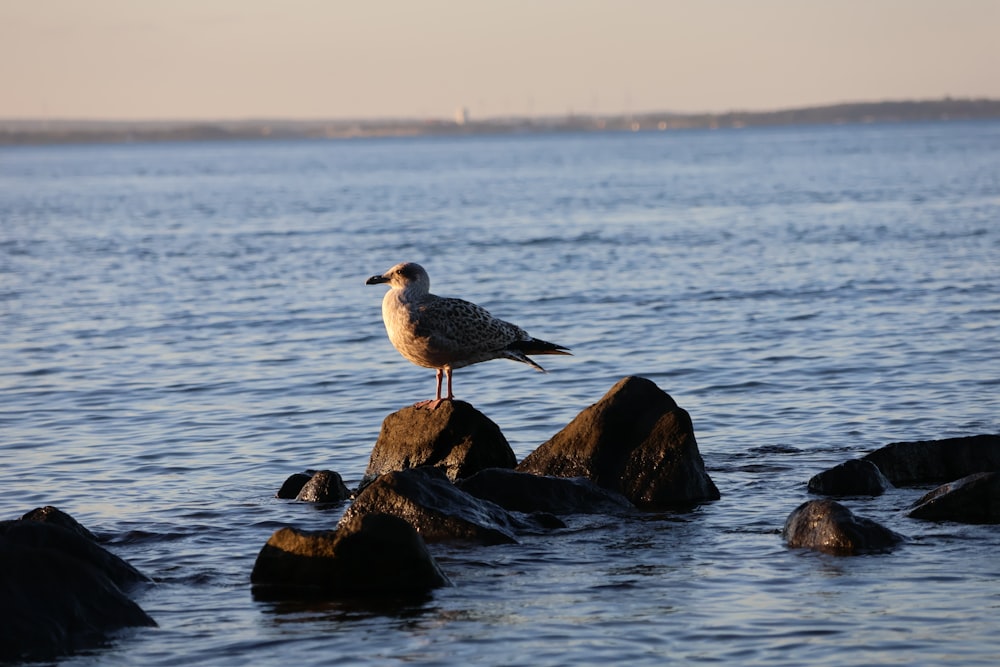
[{"x1": 413, "y1": 296, "x2": 524, "y2": 357}]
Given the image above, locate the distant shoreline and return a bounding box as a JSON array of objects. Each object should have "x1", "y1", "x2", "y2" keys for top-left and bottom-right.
[{"x1": 2, "y1": 97, "x2": 999, "y2": 146}]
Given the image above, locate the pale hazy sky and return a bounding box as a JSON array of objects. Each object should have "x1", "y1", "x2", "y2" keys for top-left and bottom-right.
[{"x1": 2, "y1": 0, "x2": 998, "y2": 120}]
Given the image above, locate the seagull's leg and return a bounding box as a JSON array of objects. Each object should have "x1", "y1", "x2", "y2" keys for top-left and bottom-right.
[
  {"x1": 415, "y1": 368, "x2": 446, "y2": 409},
  {"x1": 444, "y1": 367, "x2": 454, "y2": 400}
]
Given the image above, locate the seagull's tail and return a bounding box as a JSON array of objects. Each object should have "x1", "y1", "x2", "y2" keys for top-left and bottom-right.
[{"x1": 507, "y1": 338, "x2": 572, "y2": 373}]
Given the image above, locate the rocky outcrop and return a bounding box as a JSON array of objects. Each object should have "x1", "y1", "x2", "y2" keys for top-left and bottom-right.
[
  {"x1": 457, "y1": 468, "x2": 634, "y2": 515},
  {"x1": 782, "y1": 499, "x2": 905, "y2": 555},
  {"x1": 0, "y1": 508, "x2": 155, "y2": 662},
  {"x1": 907, "y1": 472, "x2": 1000, "y2": 524},
  {"x1": 862, "y1": 434, "x2": 1000, "y2": 486},
  {"x1": 251, "y1": 512, "x2": 450, "y2": 598},
  {"x1": 364, "y1": 400, "x2": 516, "y2": 482},
  {"x1": 807, "y1": 459, "x2": 892, "y2": 496},
  {"x1": 342, "y1": 467, "x2": 561, "y2": 545},
  {"x1": 516, "y1": 376, "x2": 719, "y2": 507}
]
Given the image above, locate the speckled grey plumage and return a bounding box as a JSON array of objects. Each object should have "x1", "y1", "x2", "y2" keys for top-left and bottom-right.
[{"x1": 366, "y1": 262, "x2": 570, "y2": 403}]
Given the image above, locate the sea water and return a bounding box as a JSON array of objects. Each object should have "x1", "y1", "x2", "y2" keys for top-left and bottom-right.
[{"x1": 2, "y1": 121, "x2": 999, "y2": 665}]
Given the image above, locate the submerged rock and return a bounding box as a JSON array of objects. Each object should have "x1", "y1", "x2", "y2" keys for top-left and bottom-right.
[
  {"x1": 457, "y1": 468, "x2": 634, "y2": 515},
  {"x1": 0, "y1": 508, "x2": 156, "y2": 662},
  {"x1": 862, "y1": 434, "x2": 1000, "y2": 486},
  {"x1": 365, "y1": 400, "x2": 516, "y2": 483},
  {"x1": 908, "y1": 472, "x2": 1000, "y2": 524},
  {"x1": 295, "y1": 470, "x2": 352, "y2": 503},
  {"x1": 342, "y1": 467, "x2": 558, "y2": 545},
  {"x1": 807, "y1": 459, "x2": 892, "y2": 497},
  {"x1": 251, "y1": 513, "x2": 450, "y2": 598},
  {"x1": 782, "y1": 499, "x2": 905, "y2": 555},
  {"x1": 517, "y1": 376, "x2": 720, "y2": 507}
]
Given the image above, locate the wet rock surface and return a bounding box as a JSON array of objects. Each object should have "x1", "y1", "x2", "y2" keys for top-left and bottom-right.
[
  {"x1": 862, "y1": 434, "x2": 1000, "y2": 486},
  {"x1": 783, "y1": 499, "x2": 905, "y2": 555},
  {"x1": 342, "y1": 467, "x2": 561, "y2": 545},
  {"x1": 251, "y1": 512, "x2": 450, "y2": 598},
  {"x1": 365, "y1": 400, "x2": 516, "y2": 482},
  {"x1": 807, "y1": 459, "x2": 892, "y2": 497},
  {"x1": 908, "y1": 472, "x2": 1000, "y2": 524},
  {"x1": 517, "y1": 376, "x2": 720, "y2": 507},
  {"x1": 295, "y1": 470, "x2": 353, "y2": 503}
]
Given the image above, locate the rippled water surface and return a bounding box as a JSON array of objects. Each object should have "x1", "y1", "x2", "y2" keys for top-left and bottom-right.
[{"x1": 2, "y1": 122, "x2": 999, "y2": 665}]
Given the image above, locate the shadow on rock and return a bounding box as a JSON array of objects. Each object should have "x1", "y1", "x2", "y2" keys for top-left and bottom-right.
[
  {"x1": 342, "y1": 467, "x2": 563, "y2": 545},
  {"x1": 457, "y1": 468, "x2": 635, "y2": 515},
  {"x1": 862, "y1": 434, "x2": 1000, "y2": 486},
  {"x1": 807, "y1": 459, "x2": 892, "y2": 497},
  {"x1": 0, "y1": 507, "x2": 156, "y2": 663},
  {"x1": 908, "y1": 472, "x2": 1000, "y2": 524}
]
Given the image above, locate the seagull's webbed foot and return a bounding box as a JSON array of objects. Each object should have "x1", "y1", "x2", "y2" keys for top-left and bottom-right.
[{"x1": 413, "y1": 397, "x2": 450, "y2": 410}]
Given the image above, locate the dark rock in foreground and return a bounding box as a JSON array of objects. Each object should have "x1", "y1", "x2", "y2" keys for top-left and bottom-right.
[
  {"x1": 295, "y1": 470, "x2": 352, "y2": 503},
  {"x1": 517, "y1": 376, "x2": 720, "y2": 507},
  {"x1": 908, "y1": 472, "x2": 1000, "y2": 524},
  {"x1": 342, "y1": 467, "x2": 560, "y2": 545},
  {"x1": 365, "y1": 400, "x2": 516, "y2": 483},
  {"x1": 251, "y1": 513, "x2": 450, "y2": 598},
  {"x1": 783, "y1": 499, "x2": 905, "y2": 556},
  {"x1": 807, "y1": 459, "x2": 892, "y2": 497},
  {"x1": 0, "y1": 508, "x2": 155, "y2": 662},
  {"x1": 457, "y1": 468, "x2": 635, "y2": 515},
  {"x1": 862, "y1": 434, "x2": 1000, "y2": 486}
]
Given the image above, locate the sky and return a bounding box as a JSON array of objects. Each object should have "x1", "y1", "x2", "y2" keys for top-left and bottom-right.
[{"x1": 2, "y1": 0, "x2": 998, "y2": 121}]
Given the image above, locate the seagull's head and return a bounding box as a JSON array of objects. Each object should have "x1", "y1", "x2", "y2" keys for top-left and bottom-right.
[{"x1": 365, "y1": 262, "x2": 430, "y2": 292}]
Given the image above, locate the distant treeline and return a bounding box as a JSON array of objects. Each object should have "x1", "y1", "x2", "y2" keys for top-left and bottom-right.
[{"x1": 2, "y1": 97, "x2": 999, "y2": 146}]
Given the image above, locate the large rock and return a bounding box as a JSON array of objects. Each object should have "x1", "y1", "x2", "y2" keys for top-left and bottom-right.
[
  {"x1": 364, "y1": 400, "x2": 516, "y2": 483},
  {"x1": 342, "y1": 467, "x2": 559, "y2": 545},
  {"x1": 862, "y1": 434, "x2": 1000, "y2": 486},
  {"x1": 251, "y1": 513, "x2": 450, "y2": 598},
  {"x1": 516, "y1": 376, "x2": 720, "y2": 507},
  {"x1": 807, "y1": 459, "x2": 892, "y2": 497},
  {"x1": 908, "y1": 472, "x2": 1000, "y2": 524},
  {"x1": 0, "y1": 509, "x2": 156, "y2": 662},
  {"x1": 457, "y1": 468, "x2": 634, "y2": 515},
  {"x1": 782, "y1": 499, "x2": 905, "y2": 555}
]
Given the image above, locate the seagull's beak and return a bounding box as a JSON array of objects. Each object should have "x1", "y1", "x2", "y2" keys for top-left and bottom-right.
[{"x1": 365, "y1": 273, "x2": 389, "y2": 285}]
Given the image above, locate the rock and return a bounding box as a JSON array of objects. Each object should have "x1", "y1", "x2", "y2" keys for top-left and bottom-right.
[
  {"x1": 295, "y1": 470, "x2": 352, "y2": 503},
  {"x1": 516, "y1": 376, "x2": 720, "y2": 508},
  {"x1": 276, "y1": 472, "x2": 314, "y2": 499},
  {"x1": 457, "y1": 468, "x2": 634, "y2": 515},
  {"x1": 782, "y1": 499, "x2": 905, "y2": 555},
  {"x1": 0, "y1": 510, "x2": 156, "y2": 662},
  {"x1": 908, "y1": 472, "x2": 1000, "y2": 524},
  {"x1": 3, "y1": 514, "x2": 150, "y2": 589},
  {"x1": 365, "y1": 400, "x2": 517, "y2": 483},
  {"x1": 807, "y1": 459, "x2": 892, "y2": 496},
  {"x1": 251, "y1": 513, "x2": 450, "y2": 599},
  {"x1": 862, "y1": 434, "x2": 1000, "y2": 486},
  {"x1": 342, "y1": 467, "x2": 558, "y2": 545},
  {"x1": 20, "y1": 505, "x2": 99, "y2": 542}
]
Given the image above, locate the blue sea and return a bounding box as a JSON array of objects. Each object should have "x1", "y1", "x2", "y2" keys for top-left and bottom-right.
[{"x1": 2, "y1": 121, "x2": 999, "y2": 665}]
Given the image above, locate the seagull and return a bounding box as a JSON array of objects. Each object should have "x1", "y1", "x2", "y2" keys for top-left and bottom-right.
[{"x1": 365, "y1": 262, "x2": 570, "y2": 408}]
